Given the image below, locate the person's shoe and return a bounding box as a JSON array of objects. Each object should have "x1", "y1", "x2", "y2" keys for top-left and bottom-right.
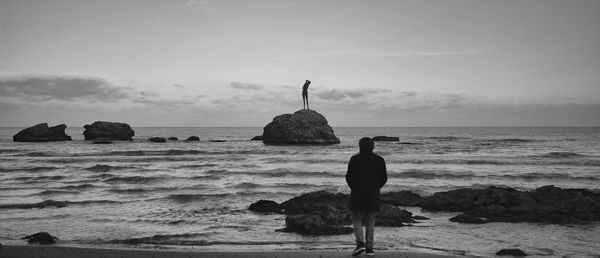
[
  {"x1": 365, "y1": 247, "x2": 375, "y2": 256},
  {"x1": 352, "y1": 242, "x2": 366, "y2": 256}
]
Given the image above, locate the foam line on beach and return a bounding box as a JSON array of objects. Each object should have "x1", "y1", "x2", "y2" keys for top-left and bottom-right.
[{"x1": 0, "y1": 245, "x2": 458, "y2": 258}]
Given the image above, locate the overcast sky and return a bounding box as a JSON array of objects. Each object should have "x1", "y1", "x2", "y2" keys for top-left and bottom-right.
[{"x1": 1, "y1": 0, "x2": 599, "y2": 127}]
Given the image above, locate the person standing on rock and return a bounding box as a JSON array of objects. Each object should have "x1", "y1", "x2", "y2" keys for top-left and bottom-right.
[
  {"x1": 346, "y1": 137, "x2": 387, "y2": 256},
  {"x1": 302, "y1": 80, "x2": 310, "y2": 109}
]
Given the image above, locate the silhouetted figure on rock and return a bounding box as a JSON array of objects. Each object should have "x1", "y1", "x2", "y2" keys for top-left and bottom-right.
[{"x1": 302, "y1": 80, "x2": 311, "y2": 110}]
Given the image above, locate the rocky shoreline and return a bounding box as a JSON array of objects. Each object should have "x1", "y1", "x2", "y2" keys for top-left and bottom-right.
[{"x1": 249, "y1": 185, "x2": 600, "y2": 236}]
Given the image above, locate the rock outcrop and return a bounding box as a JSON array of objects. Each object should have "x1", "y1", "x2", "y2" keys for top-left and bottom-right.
[
  {"x1": 373, "y1": 136, "x2": 399, "y2": 141},
  {"x1": 185, "y1": 136, "x2": 200, "y2": 141},
  {"x1": 280, "y1": 214, "x2": 353, "y2": 235},
  {"x1": 13, "y1": 123, "x2": 72, "y2": 142},
  {"x1": 83, "y1": 121, "x2": 134, "y2": 141},
  {"x1": 148, "y1": 137, "x2": 166, "y2": 142},
  {"x1": 418, "y1": 185, "x2": 600, "y2": 224},
  {"x1": 255, "y1": 190, "x2": 418, "y2": 236},
  {"x1": 449, "y1": 214, "x2": 488, "y2": 224},
  {"x1": 251, "y1": 135, "x2": 263, "y2": 141},
  {"x1": 496, "y1": 248, "x2": 527, "y2": 256},
  {"x1": 167, "y1": 137, "x2": 178, "y2": 141},
  {"x1": 22, "y1": 232, "x2": 56, "y2": 244},
  {"x1": 92, "y1": 139, "x2": 113, "y2": 144},
  {"x1": 262, "y1": 109, "x2": 340, "y2": 144},
  {"x1": 248, "y1": 200, "x2": 282, "y2": 213}
]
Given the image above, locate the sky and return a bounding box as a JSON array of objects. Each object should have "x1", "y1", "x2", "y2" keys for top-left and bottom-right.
[{"x1": 1, "y1": 0, "x2": 599, "y2": 127}]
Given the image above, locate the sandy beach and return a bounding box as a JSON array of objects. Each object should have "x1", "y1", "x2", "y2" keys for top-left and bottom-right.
[{"x1": 0, "y1": 245, "x2": 457, "y2": 258}]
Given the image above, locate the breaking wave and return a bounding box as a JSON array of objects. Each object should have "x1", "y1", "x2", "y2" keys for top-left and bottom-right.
[
  {"x1": 0, "y1": 199, "x2": 122, "y2": 209},
  {"x1": 538, "y1": 152, "x2": 587, "y2": 158},
  {"x1": 85, "y1": 164, "x2": 133, "y2": 172},
  {"x1": 0, "y1": 166, "x2": 59, "y2": 173},
  {"x1": 103, "y1": 176, "x2": 163, "y2": 184}
]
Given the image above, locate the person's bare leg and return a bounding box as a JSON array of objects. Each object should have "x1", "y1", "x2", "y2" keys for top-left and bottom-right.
[
  {"x1": 302, "y1": 94, "x2": 306, "y2": 109},
  {"x1": 306, "y1": 96, "x2": 309, "y2": 110}
]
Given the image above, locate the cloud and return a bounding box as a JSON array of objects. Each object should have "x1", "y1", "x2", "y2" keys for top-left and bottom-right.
[
  {"x1": 274, "y1": 50, "x2": 480, "y2": 60},
  {"x1": 133, "y1": 97, "x2": 198, "y2": 110},
  {"x1": 316, "y1": 88, "x2": 392, "y2": 101},
  {"x1": 0, "y1": 75, "x2": 129, "y2": 102},
  {"x1": 184, "y1": 0, "x2": 208, "y2": 6},
  {"x1": 140, "y1": 90, "x2": 158, "y2": 97},
  {"x1": 317, "y1": 89, "x2": 347, "y2": 101},
  {"x1": 173, "y1": 83, "x2": 186, "y2": 88},
  {"x1": 229, "y1": 82, "x2": 264, "y2": 91}
]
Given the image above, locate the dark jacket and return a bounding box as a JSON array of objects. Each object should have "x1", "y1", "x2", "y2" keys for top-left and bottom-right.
[{"x1": 345, "y1": 151, "x2": 387, "y2": 212}]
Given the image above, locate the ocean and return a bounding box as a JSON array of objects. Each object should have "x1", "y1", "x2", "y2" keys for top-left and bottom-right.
[{"x1": 0, "y1": 127, "x2": 599, "y2": 257}]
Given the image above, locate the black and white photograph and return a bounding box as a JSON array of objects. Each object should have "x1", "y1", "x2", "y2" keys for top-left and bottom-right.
[{"x1": 0, "y1": 0, "x2": 599, "y2": 257}]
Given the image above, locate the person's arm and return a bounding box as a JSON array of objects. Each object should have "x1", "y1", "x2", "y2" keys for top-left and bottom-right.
[
  {"x1": 346, "y1": 156, "x2": 356, "y2": 189},
  {"x1": 379, "y1": 157, "x2": 387, "y2": 189}
]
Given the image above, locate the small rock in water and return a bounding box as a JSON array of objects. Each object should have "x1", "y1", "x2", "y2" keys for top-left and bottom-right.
[
  {"x1": 186, "y1": 136, "x2": 200, "y2": 141},
  {"x1": 449, "y1": 214, "x2": 488, "y2": 224},
  {"x1": 251, "y1": 135, "x2": 263, "y2": 141},
  {"x1": 412, "y1": 215, "x2": 430, "y2": 220},
  {"x1": 148, "y1": 137, "x2": 166, "y2": 142},
  {"x1": 373, "y1": 136, "x2": 399, "y2": 141},
  {"x1": 496, "y1": 248, "x2": 527, "y2": 256},
  {"x1": 22, "y1": 232, "x2": 56, "y2": 244},
  {"x1": 248, "y1": 200, "x2": 282, "y2": 213},
  {"x1": 167, "y1": 137, "x2": 178, "y2": 141},
  {"x1": 210, "y1": 139, "x2": 226, "y2": 142},
  {"x1": 93, "y1": 139, "x2": 113, "y2": 144}
]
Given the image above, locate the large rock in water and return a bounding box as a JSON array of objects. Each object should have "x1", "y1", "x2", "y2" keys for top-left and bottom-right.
[
  {"x1": 418, "y1": 185, "x2": 600, "y2": 224},
  {"x1": 83, "y1": 121, "x2": 134, "y2": 141},
  {"x1": 262, "y1": 109, "x2": 340, "y2": 144},
  {"x1": 22, "y1": 232, "x2": 57, "y2": 244},
  {"x1": 13, "y1": 123, "x2": 72, "y2": 142}
]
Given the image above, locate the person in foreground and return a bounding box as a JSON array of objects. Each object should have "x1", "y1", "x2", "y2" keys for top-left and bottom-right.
[{"x1": 346, "y1": 137, "x2": 388, "y2": 256}]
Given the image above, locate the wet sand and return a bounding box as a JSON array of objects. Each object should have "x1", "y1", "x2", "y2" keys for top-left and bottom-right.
[{"x1": 0, "y1": 245, "x2": 457, "y2": 258}]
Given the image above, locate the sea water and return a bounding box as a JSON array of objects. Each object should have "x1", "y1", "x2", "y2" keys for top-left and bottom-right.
[{"x1": 0, "y1": 127, "x2": 599, "y2": 257}]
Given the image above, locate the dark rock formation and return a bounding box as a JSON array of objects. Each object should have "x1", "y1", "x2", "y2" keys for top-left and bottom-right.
[
  {"x1": 210, "y1": 139, "x2": 226, "y2": 142},
  {"x1": 377, "y1": 204, "x2": 413, "y2": 226},
  {"x1": 22, "y1": 232, "x2": 56, "y2": 244},
  {"x1": 381, "y1": 190, "x2": 422, "y2": 206},
  {"x1": 280, "y1": 214, "x2": 353, "y2": 235},
  {"x1": 449, "y1": 214, "x2": 488, "y2": 224},
  {"x1": 496, "y1": 248, "x2": 527, "y2": 256},
  {"x1": 186, "y1": 136, "x2": 200, "y2": 141},
  {"x1": 13, "y1": 123, "x2": 72, "y2": 142},
  {"x1": 412, "y1": 215, "x2": 429, "y2": 220},
  {"x1": 419, "y1": 185, "x2": 600, "y2": 224},
  {"x1": 148, "y1": 137, "x2": 166, "y2": 142},
  {"x1": 281, "y1": 190, "x2": 349, "y2": 215},
  {"x1": 373, "y1": 136, "x2": 399, "y2": 141},
  {"x1": 167, "y1": 137, "x2": 178, "y2": 141},
  {"x1": 248, "y1": 200, "x2": 282, "y2": 213},
  {"x1": 83, "y1": 121, "x2": 134, "y2": 141},
  {"x1": 251, "y1": 135, "x2": 263, "y2": 141},
  {"x1": 92, "y1": 139, "x2": 113, "y2": 144},
  {"x1": 262, "y1": 109, "x2": 340, "y2": 144},
  {"x1": 267, "y1": 190, "x2": 417, "y2": 235}
]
